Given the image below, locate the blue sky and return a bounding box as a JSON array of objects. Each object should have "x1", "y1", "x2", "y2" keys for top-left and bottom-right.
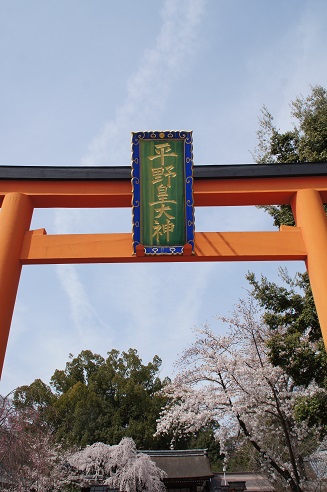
[{"x1": 0, "y1": 0, "x2": 326, "y2": 395}]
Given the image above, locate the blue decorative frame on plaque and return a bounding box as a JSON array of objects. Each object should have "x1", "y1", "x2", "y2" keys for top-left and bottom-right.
[{"x1": 132, "y1": 131, "x2": 194, "y2": 255}]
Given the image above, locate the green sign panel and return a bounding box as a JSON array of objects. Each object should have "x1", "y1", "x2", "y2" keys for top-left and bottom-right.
[
  {"x1": 139, "y1": 138, "x2": 185, "y2": 247},
  {"x1": 132, "y1": 131, "x2": 194, "y2": 255}
]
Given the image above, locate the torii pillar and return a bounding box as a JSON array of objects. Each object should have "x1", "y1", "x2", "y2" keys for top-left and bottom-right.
[
  {"x1": 0, "y1": 193, "x2": 33, "y2": 373},
  {"x1": 292, "y1": 188, "x2": 327, "y2": 337}
]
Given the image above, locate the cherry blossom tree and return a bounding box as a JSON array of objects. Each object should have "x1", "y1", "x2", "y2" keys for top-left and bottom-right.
[
  {"x1": 0, "y1": 394, "x2": 63, "y2": 491},
  {"x1": 155, "y1": 298, "x2": 327, "y2": 492},
  {"x1": 64, "y1": 437, "x2": 166, "y2": 492}
]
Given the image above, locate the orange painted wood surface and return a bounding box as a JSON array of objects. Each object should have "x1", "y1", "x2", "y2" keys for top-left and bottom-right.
[
  {"x1": 292, "y1": 189, "x2": 327, "y2": 346},
  {"x1": 2, "y1": 172, "x2": 327, "y2": 376},
  {"x1": 0, "y1": 193, "x2": 33, "y2": 377},
  {"x1": 20, "y1": 229, "x2": 306, "y2": 264},
  {"x1": 1, "y1": 175, "x2": 327, "y2": 207}
]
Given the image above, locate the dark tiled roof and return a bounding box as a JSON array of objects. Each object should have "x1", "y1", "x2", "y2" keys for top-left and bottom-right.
[
  {"x1": 1, "y1": 162, "x2": 327, "y2": 181},
  {"x1": 143, "y1": 449, "x2": 213, "y2": 480}
]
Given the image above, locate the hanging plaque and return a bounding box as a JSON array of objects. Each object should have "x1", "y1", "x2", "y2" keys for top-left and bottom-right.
[{"x1": 132, "y1": 131, "x2": 194, "y2": 255}]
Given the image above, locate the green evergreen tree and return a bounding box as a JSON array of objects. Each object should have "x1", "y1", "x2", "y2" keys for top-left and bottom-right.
[
  {"x1": 14, "y1": 349, "x2": 170, "y2": 449},
  {"x1": 248, "y1": 85, "x2": 327, "y2": 430},
  {"x1": 13, "y1": 348, "x2": 221, "y2": 462},
  {"x1": 253, "y1": 85, "x2": 327, "y2": 227}
]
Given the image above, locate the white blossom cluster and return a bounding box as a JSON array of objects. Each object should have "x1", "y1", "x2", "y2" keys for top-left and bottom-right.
[
  {"x1": 155, "y1": 299, "x2": 326, "y2": 491},
  {"x1": 65, "y1": 437, "x2": 166, "y2": 492}
]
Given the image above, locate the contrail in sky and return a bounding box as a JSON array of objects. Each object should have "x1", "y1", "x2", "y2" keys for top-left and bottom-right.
[
  {"x1": 55, "y1": 0, "x2": 207, "y2": 340},
  {"x1": 82, "y1": 0, "x2": 206, "y2": 167}
]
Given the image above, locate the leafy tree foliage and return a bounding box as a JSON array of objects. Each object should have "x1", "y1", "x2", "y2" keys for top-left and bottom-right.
[
  {"x1": 156, "y1": 300, "x2": 326, "y2": 492},
  {"x1": 247, "y1": 270, "x2": 327, "y2": 384},
  {"x1": 13, "y1": 348, "x2": 221, "y2": 467},
  {"x1": 253, "y1": 85, "x2": 327, "y2": 227},
  {"x1": 14, "y1": 349, "x2": 170, "y2": 449},
  {"x1": 0, "y1": 394, "x2": 166, "y2": 492},
  {"x1": 247, "y1": 270, "x2": 327, "y2": 431},
  {"x1": 248, "y1": 85, "x2": 327, "y2": 431},
  {"x1": 254, "y1": 85, "x2": 327, "y2": 165}
]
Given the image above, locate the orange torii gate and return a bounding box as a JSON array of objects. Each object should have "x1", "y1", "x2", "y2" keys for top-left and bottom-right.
[{"x1": 1, "y1": 162, "x2": 327, "y2": 378}]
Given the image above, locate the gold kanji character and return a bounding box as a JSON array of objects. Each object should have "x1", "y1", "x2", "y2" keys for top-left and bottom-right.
[
  {"x1": 152, "y1": 167, "x2": 165, "y2": 185},
  {"x1": 152, "y1": 220, "x2": 162, "y2": 244},
  {"x1": 154, "y1": 203, "x2": 175, "y2": 220},
  {"x1": 161, "y1": 219, "x2": 175, "y2": 242},
  {"x1": 148, "y1": 143, "x2": 178, "y2": 167},
  {"x1": 164, "y1": 165, "x2": 177, "y2": 188},
  {"x1": 149, "y1": 185, "x2": 177, "y2": 206}
]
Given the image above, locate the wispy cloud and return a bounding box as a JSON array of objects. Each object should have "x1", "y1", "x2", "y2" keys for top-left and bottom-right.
[
  {"x1": 81, "y1": 0, "x2": 206, "y2": 167},
  {"x1": 56, "y1": 265, "x2": 109, "y2": 343},
  {"x1": 54, "y1": 206, "x2": 114, "y2": 347},
  {"x1": 54, "y1": 0, "x2": 207, "y2": 351}
]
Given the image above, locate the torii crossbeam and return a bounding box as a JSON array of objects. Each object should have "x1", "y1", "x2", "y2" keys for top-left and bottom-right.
[{"x1": 1, "y1": 162, "x2": 327, "y2": 377}]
